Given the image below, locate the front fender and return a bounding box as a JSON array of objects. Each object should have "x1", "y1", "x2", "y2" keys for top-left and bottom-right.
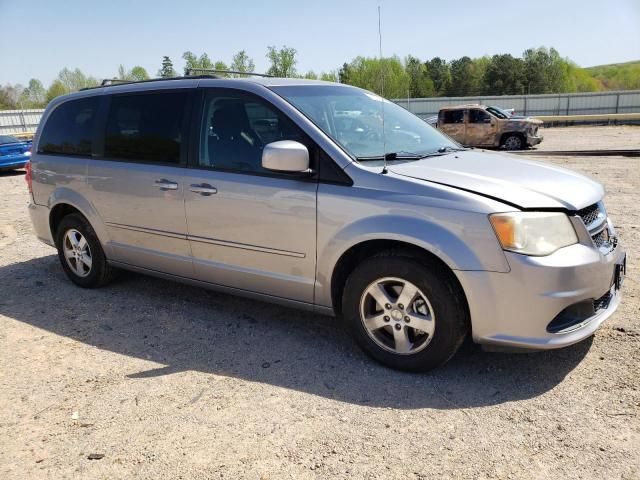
[{"x1": 315, "y1": 213, "x2": 510, "y2": 308}]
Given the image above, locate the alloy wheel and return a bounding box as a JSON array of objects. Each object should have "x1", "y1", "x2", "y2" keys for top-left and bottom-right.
[
  {"x1": 359, "y1": 277, "x2": 435, "y2": 355},
  {"x1": 62, "y1": 229, "x2": 93, "y2": 278}
]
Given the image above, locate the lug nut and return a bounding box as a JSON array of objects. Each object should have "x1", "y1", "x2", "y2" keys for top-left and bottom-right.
[
  {"x1": 383, "y1": 316, "x2": 390, "y2": 322},
  {"x1": 385, "y1": 303, "x2": 392, "y2": 310},
  {"x1": 404, "y1": 316, "x2": 410, "y2": 323},
  {"x1": 398, "y1": 304, "x2": 404, "y2": 310},
  {"x1": 394, "y1": 324, "x2": 402, "y2": 330}
]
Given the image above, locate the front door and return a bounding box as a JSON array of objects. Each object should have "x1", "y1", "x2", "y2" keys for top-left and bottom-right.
[
  {"x1": 87, "y1": 90, "x2": 192, "y2": 277},
  {"x1": 465, "y1": 109, "x2": 496, "y2": 146},
  {"x1": 183, "y1": 89, "x2": 317, "y2": 303}
]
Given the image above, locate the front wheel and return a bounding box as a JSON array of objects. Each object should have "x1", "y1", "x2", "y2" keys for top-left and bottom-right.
[
  {"x1": 502, "y1": 133, "x2": 525, "y2": 150},
  {"x1": 342, "y1": 254, "x2": 468, "y2": 372}
]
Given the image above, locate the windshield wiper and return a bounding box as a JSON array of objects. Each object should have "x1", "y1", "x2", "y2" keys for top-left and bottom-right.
[
  {"x1": 356, "y1": 151, "x2": 427, "y2": 162},
  {"x1": 410, "y1": 146, "x2": 468, "y2": 158},
  {"x1": 436, "y1": 146, "x2": 467, "y2": 153}
]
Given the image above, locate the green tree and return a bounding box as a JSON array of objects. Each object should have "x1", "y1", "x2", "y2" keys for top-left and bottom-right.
[
  {"x1": 448, "y1": 56, "x2": 484, "y2": 96},
  {"x1": 522, "y1": 47, "x2": 568, "y2": 93},
  {"x1": 130, "y1": 66, "x2": 149, "y2": 81},
  {"x1": 230, "y1": 50, "x2": 255, "y2": 77},
  {"x1": 339, "y1": 56, "x2": 410, "y2": 98},
  {"x1": 214, "y1": 61, "x2": 229, "y2": 76},
  {"x1": 182, "y1": 51, "x2": 214, "y2": 75},
  {"x1": 20, "y1": 79, "x2": 46, "y2": 108},
  {"x1": 483, "y1": 54, "x2": 526, "y2": 95},
  {"x1": 158, "y1": 56, "x2": 176, "y2": 78},
  {"x1": 0, "y1": 84, "x2": 24, "y2": 109},
  {"x1": 587, "y1": 61, "x2": 640, "y2": 90},
  {"x1": 338, "y1": 62, "x2": 351, "y2": 84},
  {"x1": 425, "y1": 57, "x2": 451, "y2": 96},
  {"x1": 405, "y1": 55, "x2": 434, "y2": 97},
  {"x1": 563, "y1": 61, "x2": 602, "y2": 92},
  {"x1": 116, "y1": 65, "x2": 149, "y2": 81},
  {"x1": 266, "y1": 45, "x2": 298, "y2": 77},
  {"x1": 303, "y1": 71, "x2": 318, "y2": 80},
  {"x1": 320, "y1": 71, "x2": 338, "y2": 82},
  {"x1": 46, "y1": 80, "x2": 68, "y2": 102},
  {"x1": 45, "y1": 68, "x2": 98, "y2": 102}
]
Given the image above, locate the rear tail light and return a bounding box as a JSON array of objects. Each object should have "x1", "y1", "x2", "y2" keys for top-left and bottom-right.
[{"x1": 25, "y1": 160, "x2": 32, "y2": 193}]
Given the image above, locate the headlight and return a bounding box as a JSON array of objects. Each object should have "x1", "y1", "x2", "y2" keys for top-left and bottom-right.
[{"x1": 489, "y1": 212, "x2": 578, "y2": 256}]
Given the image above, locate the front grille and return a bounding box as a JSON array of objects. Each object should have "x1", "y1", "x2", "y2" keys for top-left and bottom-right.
[
  {"x1": 594, "y1": 291, "x2": 612, "y2": 312},
  {"x1": 576, "y1": 202, "x2": 615, "y2": 253},
  {"x1": 577, "y1": 203, "x2": 601, "y2": 227},
  {"x1": 592, "y1": 229, "x2": 608, "y2": 248}
]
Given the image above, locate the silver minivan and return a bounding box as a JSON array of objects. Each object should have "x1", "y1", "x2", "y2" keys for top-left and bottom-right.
[{"x1": 27, "y1": 77, "x2": 626, "y2": 371}]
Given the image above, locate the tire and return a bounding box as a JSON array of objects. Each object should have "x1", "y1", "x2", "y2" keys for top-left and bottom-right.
[
  {"x1": 502, "y1": 133, "x2": 525, "y2": 150},
  {"x1": 342, "y1": 253, "x2": 468, "y2": 372},
  {"x1": 55, "y1": 213, "x2": 116, "y2": 288}
]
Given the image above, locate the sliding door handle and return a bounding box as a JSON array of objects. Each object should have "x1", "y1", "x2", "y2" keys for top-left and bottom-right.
[
  {"x1": 190, "y1": 183, "x2": 217, "y2": 196},
  {"x1": 154, "y1": 179, "x2": 179, "y2": 191}
]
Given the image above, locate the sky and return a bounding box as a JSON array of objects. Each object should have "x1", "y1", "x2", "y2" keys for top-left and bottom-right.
[{"x1": 1, "y1": 0, "x2": 639, "y2": 86}]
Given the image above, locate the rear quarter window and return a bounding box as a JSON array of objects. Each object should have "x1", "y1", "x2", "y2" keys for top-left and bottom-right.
[{"x1": 38, "y1": 97, "x2": 100, "y2": 156}]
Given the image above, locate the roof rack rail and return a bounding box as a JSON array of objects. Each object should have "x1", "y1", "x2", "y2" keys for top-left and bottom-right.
[
  {"x1": 186, "y1": 68, "x2": 273, "y2": 78},
  {"x1": 79, "y1": 74, "x2": 221, "y2": 91}
]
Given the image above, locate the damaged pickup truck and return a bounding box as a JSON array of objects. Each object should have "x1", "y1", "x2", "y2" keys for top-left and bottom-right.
[{"x1": 436, "y1": 104, "x2": 543, "y2": 150}]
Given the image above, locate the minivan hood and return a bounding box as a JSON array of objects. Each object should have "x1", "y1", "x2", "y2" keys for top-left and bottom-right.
[{"x1": 389, "y1": 150, "x2": 603, "y2": 210}]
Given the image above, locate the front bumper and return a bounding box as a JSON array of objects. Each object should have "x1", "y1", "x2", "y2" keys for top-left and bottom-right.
[
  {"x1": 527, "y1": 134, "x2": 543, "y2": 147},
  {"x1": 456, "y1": 241, "x2": 625, "y2": 350}
]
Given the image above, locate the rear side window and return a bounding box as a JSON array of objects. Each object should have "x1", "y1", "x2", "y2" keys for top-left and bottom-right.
[
  {"x1": 38, "y1": 97, "x2": 99, "y2": 155},
  {"x1": 441, "y1": 110, "x2": 464, "y2": 124},
  {"x1": 104, "y1": 92, "x2": 187, "y2": 164}
]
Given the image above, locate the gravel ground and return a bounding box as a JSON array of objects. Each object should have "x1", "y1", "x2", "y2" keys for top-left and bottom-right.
[
  {"x1": 1, "y1": 127, "x2": 639, "y2": 479},
  {"x1": 536, "y1": 125, "x2": 640, "y2": 151}
]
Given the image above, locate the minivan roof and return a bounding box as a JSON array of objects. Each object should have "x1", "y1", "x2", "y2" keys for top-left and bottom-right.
[
  {"x1": 84, "y1": 76, "x2": 337, "y2": 91},
  {"x1": 44, "y1": 77, "x2": 354, "y2": 109}
]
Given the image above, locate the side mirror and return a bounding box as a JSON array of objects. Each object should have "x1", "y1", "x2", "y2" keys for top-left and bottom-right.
[
  {"x1": 483, "y1": 117, "x2": 492, "y2": 123},
  {"x1": 262, "y1": 140, "x2": 310, "y2": 173}
]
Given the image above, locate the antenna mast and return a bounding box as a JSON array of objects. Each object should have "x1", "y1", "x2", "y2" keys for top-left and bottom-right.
[{"x1": 378, "y1": 5, "x2": 388, "y2": 174}]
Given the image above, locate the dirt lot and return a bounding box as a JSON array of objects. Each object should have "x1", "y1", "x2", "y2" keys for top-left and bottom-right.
[
  {"x1": 536, "y1": 125, "x2": 640, "y2": 151},
  {"x1": 1, "y1": 126, "x2": 639, "y2": 479}
]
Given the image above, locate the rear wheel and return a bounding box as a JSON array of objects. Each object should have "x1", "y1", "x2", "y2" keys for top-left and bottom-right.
[
  {"x1": 502, "y1": 133, "x2": 525, "y2": 150},
  {"x1": 55, "y1": 214, "x2": 116, "y2": 288},
  {"x1": 342, "y1": 254, "x2": 468, "y2": 372}
]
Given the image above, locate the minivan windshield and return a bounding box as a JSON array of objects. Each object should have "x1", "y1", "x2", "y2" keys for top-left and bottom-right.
[{"x1": 271, "y1": 85, "x2": 460, "y2": 161}]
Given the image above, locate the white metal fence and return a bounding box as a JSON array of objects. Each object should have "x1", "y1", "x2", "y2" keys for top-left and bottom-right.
[
  {"x1": 393, "y1": 90, "x2": 640, "y2": 119},
  {"x1": 0, "y1": 109, "x2": 43, "y2": 134},
  {"x1": 1, "y1": 90, "x2": 639, "y2": 134}
]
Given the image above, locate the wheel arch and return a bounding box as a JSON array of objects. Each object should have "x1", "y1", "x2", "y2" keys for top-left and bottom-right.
[
  {"x1": 500, "y1": 130, "x2": 526, "y2": 146},
  {"x1": 47, "y1": 188, "x2": 109, "y2": 246},
  {"x1": 329, "y1": 239, "x2": 469, "y2": 319},
  {"x1": 49, "y1": 203, "x2": 84, "y2": 241}
]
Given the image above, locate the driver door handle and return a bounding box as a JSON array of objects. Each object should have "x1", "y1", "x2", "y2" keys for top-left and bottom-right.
[{"x1": 190, "y1": 183, "x2": 218, "y2": 196}]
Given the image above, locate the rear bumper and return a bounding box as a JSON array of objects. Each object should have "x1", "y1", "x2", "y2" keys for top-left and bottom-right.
[
  {"x1": 456, "y1": 241, "x2": 625, "y2": 350},
  {"x1": 28, "y1": 202, "x2": 54, "y2": 247}
]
